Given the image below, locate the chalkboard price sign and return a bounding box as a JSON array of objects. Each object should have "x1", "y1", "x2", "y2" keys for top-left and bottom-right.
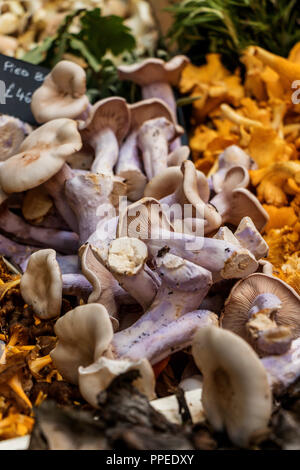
[{"x1": 0, "y1": 53, "x2": 49, "y2": 125}]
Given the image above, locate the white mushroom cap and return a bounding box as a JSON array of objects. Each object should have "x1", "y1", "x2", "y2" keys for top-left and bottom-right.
[
  {"x1": 51, "y1": 303, "x2": 113, "y2": 385},
  {"x1": 20, "y1": 249, "x2": 62, "y2": 319},
  {"x1": 192, "y1": 326, "x2": 272, "y2": 448},
  {"x1": 79, "y1": 356, "x2": 156, "y2": 408},
  {"x1": 31, "y1": 60, "x2": 90, "y2": 123},
  {"x1": 0, "y1": 119, "x2": 82, "y2": 194}
]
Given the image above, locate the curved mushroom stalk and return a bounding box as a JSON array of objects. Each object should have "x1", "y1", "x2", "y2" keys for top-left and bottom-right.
[
  {"x1": 245, "y1": 293, "x2": 293, "y2": 356},
  {"x1": 80, "y1": 97, "x2": 130, "y2": 176},
  {"x1": 111, "y1": 251, "x2": 213, "y2": 361},
  {"x1": 210, "y1": 184, "x2": 269, "y2": 231},
  {"x1": 0, "y1": 119, "x2": 82, "y2": 195},
  {"x1": 137, "y1": 117, "x2": 183, "y2": 180},
  {"x1": 117, "y1": 198, "x2": 258, "y2": 280},
  {"x1": 0, "y1": 234, "x2": 39, "y2": 269},
  {"x1": 209, "y1": 145, "x2": 254, "y2": 193},
  {"x1": 117, "y1": 56, "x2": 189, "y2": 120},
  {"x1": 79, "y1": 244, "x2": 121, "y2": 330},
  {"x1": 65, "y1": 172, "x2": 126, "y2": 245},
  {"x1": 221, "y1": 273, "x2": 300, "y2": 357},
  {"x1": 31, "y1": 60, "x2": 90, "y2": 124},
  {"x1": 43, "y1": 163, "x2": 78, "y2": 232},
  {"x1": 0, "y1": 115, "x2": 28, "y2": 161},
  {"x1": 113, "y1": 309, "x2": 218, "y2": 365},
  {"x1": 261, "y1": 338, "x2": 300, "y2": 395},
  {"x1": 78, "y1": 357, "x2": 156, "y2": 408},
  {"x1": 192, "y1": 327, "x2": 272, "y2": 448},
  {"x1": 0, "y1": 205, "x2": 79, "y2": 255},
  {"x1": 20, "y1": 249, "x2": 62, "y2": 320},
  {"x1": 105, "y1": 237, "x2": 160, "y2": 311},
  {"x1": 167, "y1": 146, "x2": 190, "y2": 167},
  {"x1": 115, "y1": 98, "x2": 175, "y2": 201},
  {"x1": 213, "y1": 217, "x2": 269, "y2": 261}
]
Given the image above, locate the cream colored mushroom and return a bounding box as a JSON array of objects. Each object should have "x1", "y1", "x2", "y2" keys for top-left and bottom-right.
[
  {"x1": 20, "y1": 249, "x2": 62, "y2": 319},
  {"x1": 79, "y1": 356, "x2": 156, "y2": 408},
  {"x1": 31, "y1": 60, "x2": 90, "y2": 123},
  {"x1": 51, "y1": 303, "x2": 113, "y2": 384},
  {"x1": 0, "y1": 119, "x2": 82, "y2": 194},
  {"x1": 192, "y1": 326, "x2": 272, "y2": 448},
  {"x1": 106, "y1": 236, "x2": 160, "y2": 311}
]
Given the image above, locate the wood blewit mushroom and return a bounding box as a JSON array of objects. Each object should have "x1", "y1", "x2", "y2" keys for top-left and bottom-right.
[{"x1": 80, "y1": 97, "x2": 130, "y2": 175}]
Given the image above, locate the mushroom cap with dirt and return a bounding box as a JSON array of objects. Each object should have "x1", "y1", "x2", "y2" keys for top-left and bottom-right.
[
  {"x1": 20, "y1": 249, "x2": 62, "y2": 320},
  {"x1": 221, "y1": 273, "x2": 300, "y2": 356},
  {"x1": 0, "y1": 119, "x2": 82, "y2": 194},
  {"x1": 192, "y1": 326, "x2": 272, "y2": 448},
  {"x1": 0, "y1": 115, "x2": 28, "y2": 161},
  {"x1": 31, "y1": 60, "x2": 90, "y2": 123},
  {"x1": 117, "y1": 55, "x2": 190, "y2": 87}
]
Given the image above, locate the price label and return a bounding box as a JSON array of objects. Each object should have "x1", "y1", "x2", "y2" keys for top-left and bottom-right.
[{"x1": 0, "y1": 53, "x2": 49, "y2": 125}]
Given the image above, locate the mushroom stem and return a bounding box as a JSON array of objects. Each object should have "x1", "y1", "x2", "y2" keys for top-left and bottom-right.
[
  {"x1": 234, "y1": 217, "x2": 269, "y2": 260},
  {"x1": 115, "y1": 131, "x2": 147, "y2": 201},
  {"x1": 111, "y1": 252, "x2": 212, "y2": 361},
  {"x1": 0, "y1": 206, "x2": 78, "y2": 255},
  {"x1": 113, "y1": 309, "x2": 217, "y2": 364},
  {"x1": 90, "y1": 128, "x2": 119, "y2": 175},
  {"x1": 43, "y1": 164, "x2": 78, "y2": 233},
  {"x1": 246, "y1": 293, "x2": 293, "y2": 355}
]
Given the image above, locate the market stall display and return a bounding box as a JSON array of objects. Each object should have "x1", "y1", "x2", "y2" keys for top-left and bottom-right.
[{"x1": 0, "y1": 0, "x2": 300, "y2": 452}]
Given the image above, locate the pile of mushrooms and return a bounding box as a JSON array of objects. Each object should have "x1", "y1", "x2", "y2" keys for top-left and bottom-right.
[{"x1": 2, "y1": 56, "x2": 300, "y2": 449}]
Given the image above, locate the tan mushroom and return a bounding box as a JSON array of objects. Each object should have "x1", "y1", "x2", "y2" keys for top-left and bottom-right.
[
  {"x1": 31, "y1": 60, "x2": 90, "y2": 124},
  {"x1": 221, "y1": 273, "x2": 300, "y2": 356},
  {"x1": 192, "y1": 326, "x2": 272, "y2": 448},
  {"x1": 20, "y1": 249, "x2": 62, "y2": 319},
  {"x1": 0, "y1": 119, "x2": 82, "y2": 194},
  {"x1": 79, "y1": 356, "x2": 155, "y2": 408},
  {"x1": 80, "y1": 97, "x2": 130, "y2": 175},
  {"x1": 0, "y1": 115, "x2": 27, "y2": 161}
]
